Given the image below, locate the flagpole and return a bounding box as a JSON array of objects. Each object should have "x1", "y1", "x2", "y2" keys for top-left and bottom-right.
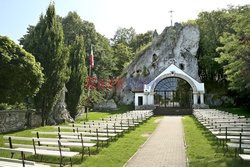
[
  {"x1": 86, "y1": 64, "x2": 91, "y2": 120},
  {"x1": 86, "y1": 46, "x2": 92, "y2": 120}
]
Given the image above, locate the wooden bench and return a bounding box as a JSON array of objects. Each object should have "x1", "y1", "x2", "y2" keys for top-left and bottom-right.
[
  {"x1": 4, "y1": 136, "x2": 79, "y2": 166},
  {"x1": 0, "y1": 147, "x2": 50, "y2": 167},
  {"x1": 56, "y1": 127, "x2": 118, "y2": 138},
  {"x1": 239, "y1": 154, "x2": 250, "y2": 161},
  {"x1": 5, "y1": 135, "x2": 96, "y2": 156},
  {"x1": 33, "y1": 131, "x2": 109, "y2": 143}
]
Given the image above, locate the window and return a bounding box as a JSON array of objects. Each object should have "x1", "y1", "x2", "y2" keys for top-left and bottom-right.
[
  {"x1": 152, "y1": 54, "x2": 157, "y2": 62},
  {"x1": 138, "y1": 96, "x2": 143, "y2": 106},
  {"x1": 179, "y1": 63, "x2": 185, "y2": 70}
]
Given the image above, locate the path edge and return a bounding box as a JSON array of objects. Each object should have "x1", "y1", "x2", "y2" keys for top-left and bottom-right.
[
  {"x1": 122, "y1": 117, "x2": 163, "y2": 167},
  {"x1": 182, "y1": 116, "x2": 189, "y2": 167}
]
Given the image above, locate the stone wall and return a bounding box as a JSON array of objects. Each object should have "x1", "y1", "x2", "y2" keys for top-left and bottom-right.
[{"x1": 0, "y1": 110, "x2": 42, "y2": 133}]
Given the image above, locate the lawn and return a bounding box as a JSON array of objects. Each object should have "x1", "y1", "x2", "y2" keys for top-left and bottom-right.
[
  {"x1": 75, "y1": 104, "x2": 134, "y2": 122},
  {"x1": 218, "y1": 107, "x2": 250, "y2": 118},
  {"x1": 183, "y1": 116, "x2": 250, "y2": 167},
  {"x1": 0, "y1": 106, "x2": 160, "y2": 167}
]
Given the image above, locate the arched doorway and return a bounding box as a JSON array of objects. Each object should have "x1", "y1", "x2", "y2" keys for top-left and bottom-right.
[
  {"x1": 154, "y1": 77, "x2": 192, "y2": 108},
  {"x1": 134, "y1": 64, "x2": 206, "y2": 110}
]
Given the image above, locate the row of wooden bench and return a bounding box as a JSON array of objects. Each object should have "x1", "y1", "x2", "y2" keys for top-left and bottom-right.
[
  {"x1": 194, "y1": 109, "x2": 250, "y2": 161},
  {"x1": 0, "y1": 110, "x2": 153, "y2": 167}
]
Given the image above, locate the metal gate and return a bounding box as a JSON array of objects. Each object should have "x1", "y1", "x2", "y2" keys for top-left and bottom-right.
[{"x1": 154, "y1": 77, "x2": 192, "y2": 108}]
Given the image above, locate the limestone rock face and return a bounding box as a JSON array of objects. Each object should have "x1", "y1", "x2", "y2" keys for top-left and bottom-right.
[
  {"x1": 116, "y1": 23, "x2": 200, "y2": 104},
  {"x1": 48, "y1": 85, "x2": 74, "y2": 125},
  {"x1": 205, "y1": 94, "x2": 235, "y2": 107},
  {"x1": 94, "y1": 99, "x2": 117, "y2": 111}
]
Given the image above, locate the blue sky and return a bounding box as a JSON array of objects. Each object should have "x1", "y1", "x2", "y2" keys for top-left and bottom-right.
[{"x1": 0, "y1": 0, "x2": 249, "y2": 43}]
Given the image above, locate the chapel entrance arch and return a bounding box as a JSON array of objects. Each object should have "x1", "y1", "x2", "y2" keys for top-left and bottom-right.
[{"x1": 154, "y1": 77, "x2": 192, "y2": 108}]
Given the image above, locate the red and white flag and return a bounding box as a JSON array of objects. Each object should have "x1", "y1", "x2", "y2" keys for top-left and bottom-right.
[{"x1": 90, "y1": 47, "x2": 94, "y2": 69}]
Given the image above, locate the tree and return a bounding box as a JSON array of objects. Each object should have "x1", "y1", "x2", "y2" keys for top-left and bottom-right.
[
  {"x1": 62, "y1": 11, "x2": 98, "y2": 55},
  {"x1": 112, "y1": 27, "x2": 136, "y2": 45},
  {"x1": 111, "y1": 28, "x2": 153, "y2": 77},
  {"x1": 20, "y1": 3, "x2": 69, "y2": 125},
  {"x1": 195, "y1": 10, "x2": 235, "y2": 82},
  {"x1": 216, "y1": 5, "x2": 250, "y2": 96},
  {"x1": 112, "y1": 43, "x2": 133, "y2": 76},
  {"x1": 62, "y1": 12, "x2": 116, "y2": 106},
  {"x1": 0, "y1": 36, "x2": 44, "y2": 104},
  {"x1": 66, "y1": 36, "x2": 87, "y2": 118},
  {"x1": 94, "y1": 33, "x2": 117, "y2": 79},
  {"x1": 129, "y1": 31, "x2": 153, "y2": 52}
]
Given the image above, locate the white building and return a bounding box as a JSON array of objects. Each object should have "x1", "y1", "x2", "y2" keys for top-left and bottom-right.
[{"x1": 134, "y1": 64, "x2": 207, "y2": 109}]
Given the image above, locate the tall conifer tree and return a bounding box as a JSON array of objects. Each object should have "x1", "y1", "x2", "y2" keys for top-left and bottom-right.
[
  {"x1": 66, "y1": 36, "x2": 87, "y2": 118},
  {"x1": 20, "y1": 3, "x2": 69, "y2": 125}
]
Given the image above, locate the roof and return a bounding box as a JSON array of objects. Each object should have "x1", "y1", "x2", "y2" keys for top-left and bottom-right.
[{"x1": 132, "y1": 89, "x2": 144, "y2": 93}]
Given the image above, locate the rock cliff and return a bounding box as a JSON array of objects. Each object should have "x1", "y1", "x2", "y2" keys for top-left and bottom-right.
[{"x1": 115, "y1": 23, "x2": 200, "y2": 104}]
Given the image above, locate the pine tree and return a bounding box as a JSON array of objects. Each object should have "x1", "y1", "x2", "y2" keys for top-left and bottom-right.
[
  {"x1": 66, "y1": 35, "x2": 87, "y2": 118},
  {"x1": 20, "y1": 3, "x2": 69, "y2": 125}
]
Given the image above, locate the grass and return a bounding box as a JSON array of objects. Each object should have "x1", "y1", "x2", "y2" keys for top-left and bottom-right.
[
  {"x1": 0, "y1": 105, "x2": 160, "y2": 167},
  {"x1": 217, "y1": 107, "x2": 250, "y2": 118},
  {"x1": 75, "y1": 104, "x2": 134, "y2": 123},
  {"x1": 183, "y1": 116, "x2": 250, "y2": 167}
]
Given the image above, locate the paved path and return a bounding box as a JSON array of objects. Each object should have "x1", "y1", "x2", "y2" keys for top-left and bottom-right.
[{"x1": 125, "y1": 116, "x2": 187, "y2": 167}]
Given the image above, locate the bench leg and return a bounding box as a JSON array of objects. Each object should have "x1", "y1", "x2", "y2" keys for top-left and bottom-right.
[
  {"x1": 70, "y1": 157, "x2": 72, "y2": 167},
  {"x1": 11, "y1": 152, "x2": 14, "y2": 158},
  {"x1": 223, "y1": 145, "x2": 228, "y2": 156},
  {"x1": 81, "y1": 147, "x2": 85, "y2": 160},
  {"x1": 96, "y1": 144, "x2": 99, "y2": 152},
  {"x1": 60, "y1": 157, "x2": 63, "y2": 167},
  {"x1": 88, "y1": 147, "x2": 91, "y2": 156},
  {"x1": 235, "y1": 148, "x2": 237, "y2": 157}
]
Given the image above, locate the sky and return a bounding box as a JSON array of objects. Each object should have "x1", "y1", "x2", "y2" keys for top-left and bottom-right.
[{"x1": 0, "y1": 0, "x2": 249, "y2": 43}]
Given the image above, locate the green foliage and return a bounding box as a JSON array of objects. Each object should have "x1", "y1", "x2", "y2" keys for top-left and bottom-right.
[
  {"x1": 195, "y1": 9, "x2": 235, "y2": 82},
  {"x1": 62, "y1": 12, "x2": 115, "y2": 79},
  {"x1": 187, "y1": 5, "x2": 250, "y2": 106},
  {"x1": 0, "y1": 36, "x2": 44, "y2": 104},
  {"x1": 62, "y1": 12, "x2": 116, "y2": 105},
  {"x1": 205, "y1": 81, "x2": 228, "y2": 98},
  {"x1": 94, "y1": 33, "x2": 117, "y2": 79},
  {"x1": 111, "y1": 27, "x2": 136, "y2": 45},
  {"x1": 129, "y1": 31, "x2": 153, "y2": 52},
  {"x1": 216, "y1": 5, "x2": 250, "y2": 95},
  {"x1": 142, "y1": 65, "x2": 150, "y2": 77},
  {"x1": 217, "y1": 107, "x2": 250, "y2": 118},
  {"x1": 112, "y1": 28, "x2": 153, "y2": 78},
  {"x1": 112, "y1": 43, "x2": 133, "y2": 76},
  {"x1": 20, "y1": 3, "x2": 69, "y2": 125},
  {"x1": 176, "y1": 79, "x2": 192, "y2": 107},
  {"x1": 65, "y1": 36, "x2": 87, "y2": 118},
  {"x1": 0, "y1": 103, "x2": 27, "y2": 110}
]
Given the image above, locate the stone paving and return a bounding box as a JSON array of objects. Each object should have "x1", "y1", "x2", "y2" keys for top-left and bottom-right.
[{"x1": 125, "y1": 116, "x2": 187, "y2": 167}]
